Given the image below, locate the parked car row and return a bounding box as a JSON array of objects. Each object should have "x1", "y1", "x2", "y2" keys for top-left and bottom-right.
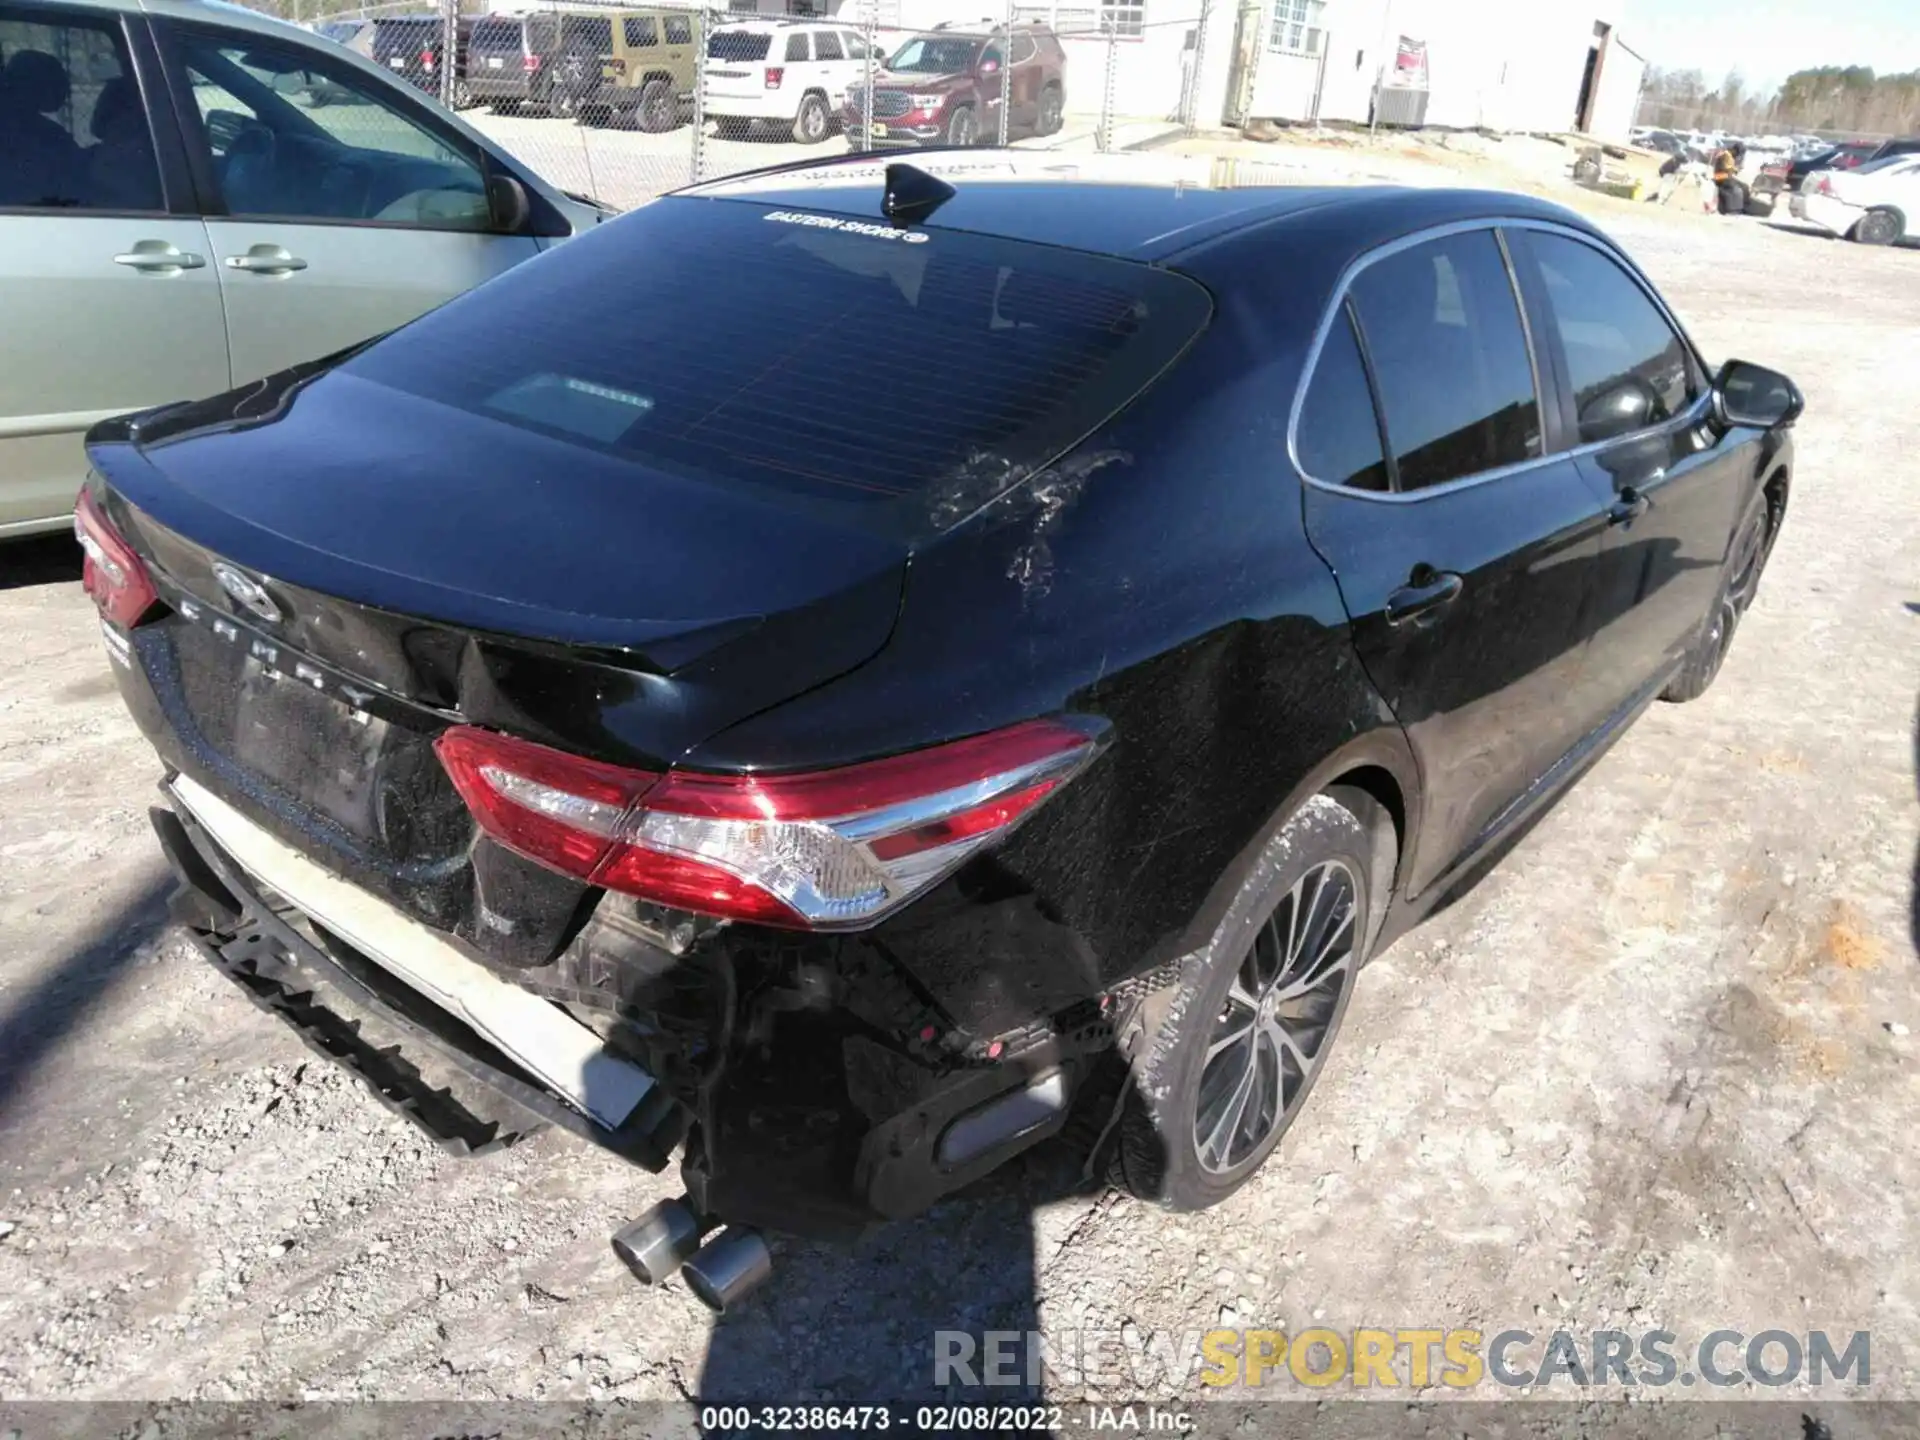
[{"x1": 308, "y1": 9, "x2": 1070, "y2": 148}]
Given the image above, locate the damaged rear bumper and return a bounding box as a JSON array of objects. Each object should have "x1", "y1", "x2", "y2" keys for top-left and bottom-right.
[{"x1": 152, "y1": 774, "x2": 1123, "y2": 1241}]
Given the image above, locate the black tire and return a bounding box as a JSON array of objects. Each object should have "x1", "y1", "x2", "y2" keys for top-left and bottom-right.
[
  {"x1": 1110, "y1": 794, "x2": 1374, "y2": 1210},
  {"x1": 1038, "y1": 84, "x2": 1064, "y2": 135},
  {"x1": 792, "y1": 92, "x2": 830, "y2": 144},
  {"x1": 1851, "y1": 208, "x2": 1904, "y2": 246},
  {"x1": 635, "y1": 77, "x2": 677, "y2": 133},
  {"x1": 946, "y1": 105, "x2": 978, "y2": 146},
  {"x1": 1662, "y1": 488, "x2": 1773, "y2": 703},
  {"x1": 450, "y1": 78, "x2": 474, "y2": 110}
]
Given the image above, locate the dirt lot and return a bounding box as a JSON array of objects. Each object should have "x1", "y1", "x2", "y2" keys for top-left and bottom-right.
[{"x1": 1, "y1": 139, "x2": 1917, "y2": 1414}]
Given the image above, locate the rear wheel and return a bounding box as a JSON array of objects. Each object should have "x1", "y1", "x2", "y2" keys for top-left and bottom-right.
[
  {"x1": 793, "y1": 92, "x2": 831, "y2": 144},
  {"x1": 1662, "y1": 489, "x2": 1772, "y2": 703},
  {"x1": 1852, "y1": 207, "x2": 1904, "y2": 246},
  {"x1": 635, "y1": 77, "x2": 677, "y2": 133},
  {"x1": 946, "y1": 105, "x2": 978, "y2": 146},
  {"x1": 1038, "y1": 83, "x2": 1064, "y2": 135},
  {"x1": 450, "y1": 78, "x2": 475, "y2": 109},
  {"x1": 1111, "y1": 795, "x2": 1373, "y2": 1210}
]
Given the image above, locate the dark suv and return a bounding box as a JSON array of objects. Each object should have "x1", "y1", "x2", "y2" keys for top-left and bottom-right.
[
  {"x1": 370, "y1": 14, "x2": 472, "y2": 102},
  {"x1": 844, "y1": 21, "x2": 1065, "y2": 147},
  {"x1": 465, "y1": 11, "x2": 614, "y2": 116}
]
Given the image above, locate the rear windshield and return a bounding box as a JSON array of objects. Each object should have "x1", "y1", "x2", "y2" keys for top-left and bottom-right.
[
  {"x1": 345, "y1": 198, "x2": 1210, "y2": 524},
  {"x1": 470, "y1": 18, "x2": 524, "y2": 52},
  {"x1": 708, "y1": 31, "x2": 773, "y2": 61}
]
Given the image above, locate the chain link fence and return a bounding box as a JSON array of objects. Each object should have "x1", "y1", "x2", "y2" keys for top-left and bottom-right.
[{"x1": 287, "y1": 0, "x2": 1221, "y2": 215}]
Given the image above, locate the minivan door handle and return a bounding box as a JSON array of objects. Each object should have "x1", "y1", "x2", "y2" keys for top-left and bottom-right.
[
  {"x1": 1385, "y1": 568, "x2": 1464, "y2": 628},
  {"x1": 225, "y1": 244, "x2": 308, "y2": 275},
  {"x1": 114, "y1": 241, "x2": 206, "y2": 272},
  {"x1": 1608, "y1": 486, "x2": 1652, "y2": 525}
]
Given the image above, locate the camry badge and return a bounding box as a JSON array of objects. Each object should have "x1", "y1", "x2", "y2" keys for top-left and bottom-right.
[{"x1": 210, "y1": 561, "x2": 284, "y2": 625}]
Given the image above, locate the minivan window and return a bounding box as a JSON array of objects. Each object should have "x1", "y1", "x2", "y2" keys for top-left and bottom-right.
[
  {"x1": 0, "y1": 7, "x2": 161, "y2": 210},
  {"x1": 1297, "y1": 305, "x2": 1389, "y2": 492},
  {"x1": 709, "y1": 31, "x2": 772, "y2": 61},
  {"x1": 1348, "y1": 230, "x2": 1542, "y2": 492},
  {"x1": 347, "y1": 199, "x2": 1213, "y2": 519},
  {"x1": 1524, "y1": 231, "x2": 1696, "y2": 444}
]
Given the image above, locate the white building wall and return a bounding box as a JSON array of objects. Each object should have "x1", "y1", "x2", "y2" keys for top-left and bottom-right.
[
  {"x1": 1246, "y1": 0, "x2": 1617, "y2": 134},
  {"x1": 1586, "y1": 33, "x2": 1645, "y2": 143}
]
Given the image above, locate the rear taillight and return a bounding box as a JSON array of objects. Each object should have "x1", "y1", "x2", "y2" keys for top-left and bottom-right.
[
  {"x1": 764, "y1": 65, "x2": 784, "y2": 88},
  {"x1": 74, "y1": 489, "x2": 159, "y2": 629},
  {"x1": 435, "y1": 719, "x2": 1103, "y2": 930},
  {"x1": 1811, "y1": 173, "x2": 1833, "y2": 195},
  {"x1": 523, "y1": 53, "x2": 542, "y2": 70}
]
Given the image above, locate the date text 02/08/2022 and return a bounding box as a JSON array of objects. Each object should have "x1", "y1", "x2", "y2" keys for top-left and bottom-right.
[{"x1": 696, "y1": 1405, "x2": 1194, "y2": 1431}]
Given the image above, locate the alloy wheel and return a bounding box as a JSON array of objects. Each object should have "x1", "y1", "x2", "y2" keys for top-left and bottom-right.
[{"x1": 1192, "y1": 860, "x2": 1358, "y2": 1175}]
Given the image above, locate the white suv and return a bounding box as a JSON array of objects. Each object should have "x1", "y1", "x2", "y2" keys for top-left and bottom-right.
[{"x1": 704, "y1": 19, "x2": 876, "y2": 143}]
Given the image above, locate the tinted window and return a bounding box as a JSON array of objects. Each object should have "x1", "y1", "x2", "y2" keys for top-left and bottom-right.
[
  {"x1": 784, "y1": 32, "x2": 810, "y2": 61},
  {"x1": 1526, "y1": 232, "x2": 1695, "y2": 444},
  {"x1": 176, "y1": 30, "x2": 487, "y2": 229},
  {"x1": 579, "y1": 17, "x2": 613, "y2": 49},
  {"x1": 814, "y1": 30, "x2": 843, "y2": 59},
  {"x1": 0, "y1": 8, "x2": 161, "y2": 210},
  {"x1": 664, "y1": 15, "x2": 692, "y2": 44},
  {"x1": 347, "y1": 200, "x2": 1212, "y2": 514},
  {"x1": 624, "y1": 17, "x2": 658, "y2": 46},
  {"x1": 709, "y1": 31, "x2": 771, "y2": 60},
  {"x1": 470, "y1": 18, "x2": 524, "y2": 53},
  {"x1": 1297, "y1": 305, "x2": 1388, "y2": 492},
  {"x1": 1349, "y1": 230, "x2": 1541, "y2": 491}
]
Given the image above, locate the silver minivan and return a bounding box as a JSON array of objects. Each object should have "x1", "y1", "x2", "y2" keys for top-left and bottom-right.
[{"x1": 0, "y1": 0, "x2": 607, "y2": 538}]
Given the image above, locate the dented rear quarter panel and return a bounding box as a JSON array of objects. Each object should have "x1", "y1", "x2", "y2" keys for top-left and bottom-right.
[{"x1": 688, "y1": 237, "x2": 1414, "y2": 1021}]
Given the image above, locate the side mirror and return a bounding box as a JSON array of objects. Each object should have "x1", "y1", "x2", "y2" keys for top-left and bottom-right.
[
  {"x1": 1576, "y1": 375, "x2": 1658, "y2": 444},
  {"x1": 486, "y1": 172, "x2": 531, "y2": 234},
  {"x1": 1713, "y1": 358, "x2": 1803, "y2": 429}
]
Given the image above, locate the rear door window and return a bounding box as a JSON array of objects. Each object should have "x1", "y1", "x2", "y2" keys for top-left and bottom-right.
[
  {"x1": 814, "y1": 30, "x2": 843, "y2": 60},
  {"x1": 624, "y1": 17, "x2": 658, "y2": 47},
  {"x1": 1348, "y1": 229, "x2": 1542, "y2": 492},
  {"x1": 664, "y1": 15, "x2": 692, "y2": 44},
  {"x1": 784, "y1": 32, "x2": 810, "y2": 61},
  {"x1": 0, "y1": 6, "x2": 161, "y2": 210},
  {"x1": 1296, "y1": 305, "x2": 1389, "y2": 492},
  {"x1": 345, "y1": 198, "x2": 1213, "y2": 525}
]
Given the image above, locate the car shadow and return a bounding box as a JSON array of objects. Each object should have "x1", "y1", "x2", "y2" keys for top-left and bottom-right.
[
  {"x1": 0, "y1": 873, "x2": 171, "y2": 1132},
  {"x1": 0, "y1": 533, "x2": 84, "y2": 592},
  {"x1": 1762, "y1": 218, "x2": 1920, "y2": 250}
]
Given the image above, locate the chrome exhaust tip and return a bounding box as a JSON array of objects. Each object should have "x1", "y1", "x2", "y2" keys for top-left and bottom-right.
[
  {"x1": 681, "y1": 1226, "x2": 773, "y2": 1314},
  {"x1": 611, "y1": 1196, "x2": 710, "y2": 1286}
]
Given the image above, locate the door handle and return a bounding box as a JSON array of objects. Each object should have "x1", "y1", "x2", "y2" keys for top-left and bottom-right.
[
  {"x1": 224, "y1": 244, "x2": 308, "y2": 275},
  {"x1": 1385, "y1": 569, "x2": 1465, "y2": 628},
  {"x1": 113, "y1": 241, "x2": 206, "y2": 272},
  {"x1": 1608, "y1": 486, "x2": 1652, "y2": 525}
]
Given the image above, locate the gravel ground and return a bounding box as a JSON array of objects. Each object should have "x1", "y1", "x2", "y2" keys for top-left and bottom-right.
[{"x1": 1, "y1": 142, "x2": 1917, "y2": 1414}]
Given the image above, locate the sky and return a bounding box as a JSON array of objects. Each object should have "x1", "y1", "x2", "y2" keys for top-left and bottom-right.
[{"x1": 1623, "y1": 0, "x2": 1920, "y2": 92}]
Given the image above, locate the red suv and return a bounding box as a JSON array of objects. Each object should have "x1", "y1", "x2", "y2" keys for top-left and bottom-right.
[{"x1": 844, "y1": 21, "x2": 1065, "y2": 148}]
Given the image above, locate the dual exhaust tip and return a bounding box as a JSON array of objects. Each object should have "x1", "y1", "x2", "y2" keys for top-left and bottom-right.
[{"x1": 612, "y1": 1196, "x2": 772, "y2": 1313}]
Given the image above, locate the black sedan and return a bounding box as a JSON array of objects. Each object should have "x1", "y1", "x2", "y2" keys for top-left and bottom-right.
[{"x1": 77, "y1": 154, "x2": 1801, "y2": 1310}]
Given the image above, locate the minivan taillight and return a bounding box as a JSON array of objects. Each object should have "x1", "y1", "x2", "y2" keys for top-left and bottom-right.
[
  {"x1": 74, "y1": 489, "x2": 159, "y2": 629},
  {"x1": 764, "y1": 65, "x2": 784, "y2": 88},
  {"x1": 435, "y1": 719, "x2": 1103, "y2": 930}
]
